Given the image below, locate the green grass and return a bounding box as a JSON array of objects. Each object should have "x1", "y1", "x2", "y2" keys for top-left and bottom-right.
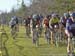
[{"x1": 0, "y1": 25, "x2": 67, "y2": 56}]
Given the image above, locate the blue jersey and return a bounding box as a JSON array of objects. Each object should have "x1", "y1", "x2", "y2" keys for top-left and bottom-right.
[
  {"x1": 66, "y1": 18, "x2": 73, "y2": 31},
  {"x1": 66, "y1": 18, "x2": 75, "y2": 36}
]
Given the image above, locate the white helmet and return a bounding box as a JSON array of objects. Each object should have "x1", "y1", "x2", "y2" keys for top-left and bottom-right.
[{"x1": 52, "y1": 13, "x2": 56, "y2": 17}]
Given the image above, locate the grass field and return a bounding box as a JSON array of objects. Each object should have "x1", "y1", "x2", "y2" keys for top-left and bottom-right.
[{"x1": 0, "y1": 25, "x2": 67, "y2": 56}]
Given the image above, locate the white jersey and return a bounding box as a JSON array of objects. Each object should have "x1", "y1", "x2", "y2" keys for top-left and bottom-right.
[{"x1": 9, "y1": 17, "x2": 16, "y2": 26}]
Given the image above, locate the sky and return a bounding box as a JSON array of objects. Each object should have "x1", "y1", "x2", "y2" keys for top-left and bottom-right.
[{"x1": 0, "y1": 0, "x2": 31, "y2": 13}]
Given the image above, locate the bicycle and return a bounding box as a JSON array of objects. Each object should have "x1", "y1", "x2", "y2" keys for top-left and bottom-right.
[
  {"x1": 54, "y1": 25, "x2": 60, "y2": 47},
  {"x1": 11, "y1": 25, "x2": 18, "y2": 39},
  {"x1": 44, "y1": 27, "x2": 50, "y2": 44},
  {"x1": 32, "y1": 25, "x2": 40, "y2": 46}
]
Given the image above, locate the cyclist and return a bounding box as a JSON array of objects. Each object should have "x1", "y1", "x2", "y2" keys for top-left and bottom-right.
[
  {"x1": 9, "y1": 16, "x2": 19, "y2": 39},
  {"x1": 65, "y1": 12, "x2": 75, "y2": 56},
  {"x1": 60, "y1": 13, "x2": 69, "y2": 41},
  {"x1": 43, "y1": 16, "x2": 50, "y2": 44},
  {"x1": 25, "y1": 16, "x2": 31, "y2": 38},
  {"x1": 49, "y1": 13, "x2": 60, "y2": 45},
  {"x1": 32, "y1": 14, "x2": 40, "y2": 46}
]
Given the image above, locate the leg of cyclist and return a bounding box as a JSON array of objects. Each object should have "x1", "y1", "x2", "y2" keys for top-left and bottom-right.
[
  {"x1": 32, "y1": 28, "x2": 36, "y2": 44},
  {"x1": 11, "y1": 25, "x2": 16, "y2": 39},
  {"x1": 46, "y1": 27, "x2": 50, "y2": 44},
  {"x1": 72, "y1": 36, "x2": 75, "y2": 56},
  {"x1": 36, "y1": 27, "x2": 39, "y2": 46},
  {"x1": 33, "y1": 28, "x2": 39, "y2": 46},
  {"x1": 13, "y1": 25, "x2": 17, "y2": 39},
  {"x1": 65, "y1": 30, "x2": 73, "y2": 56}
]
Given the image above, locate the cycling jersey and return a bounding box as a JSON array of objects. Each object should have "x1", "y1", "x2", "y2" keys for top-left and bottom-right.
[
  {"x1": 44, "y1": 19, "x2": 49, "y2": 28},
  {"x1": 65, "y1": 18, "x2": 75, "y2": 36},
  {"x1": 49, "y1": 17, "x2": 59, "y2": 29},
  {"x1": 50, "y1": 17, "x2": 59, "y2": 24}
]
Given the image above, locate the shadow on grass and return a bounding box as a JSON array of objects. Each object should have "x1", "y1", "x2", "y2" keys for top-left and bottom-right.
[
  {"x1": 14, "y1": 43, "x2": 26, "y2": 56},
  {"x1": 1, "y1": 31, "x2": 9, "y2": 56}
]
